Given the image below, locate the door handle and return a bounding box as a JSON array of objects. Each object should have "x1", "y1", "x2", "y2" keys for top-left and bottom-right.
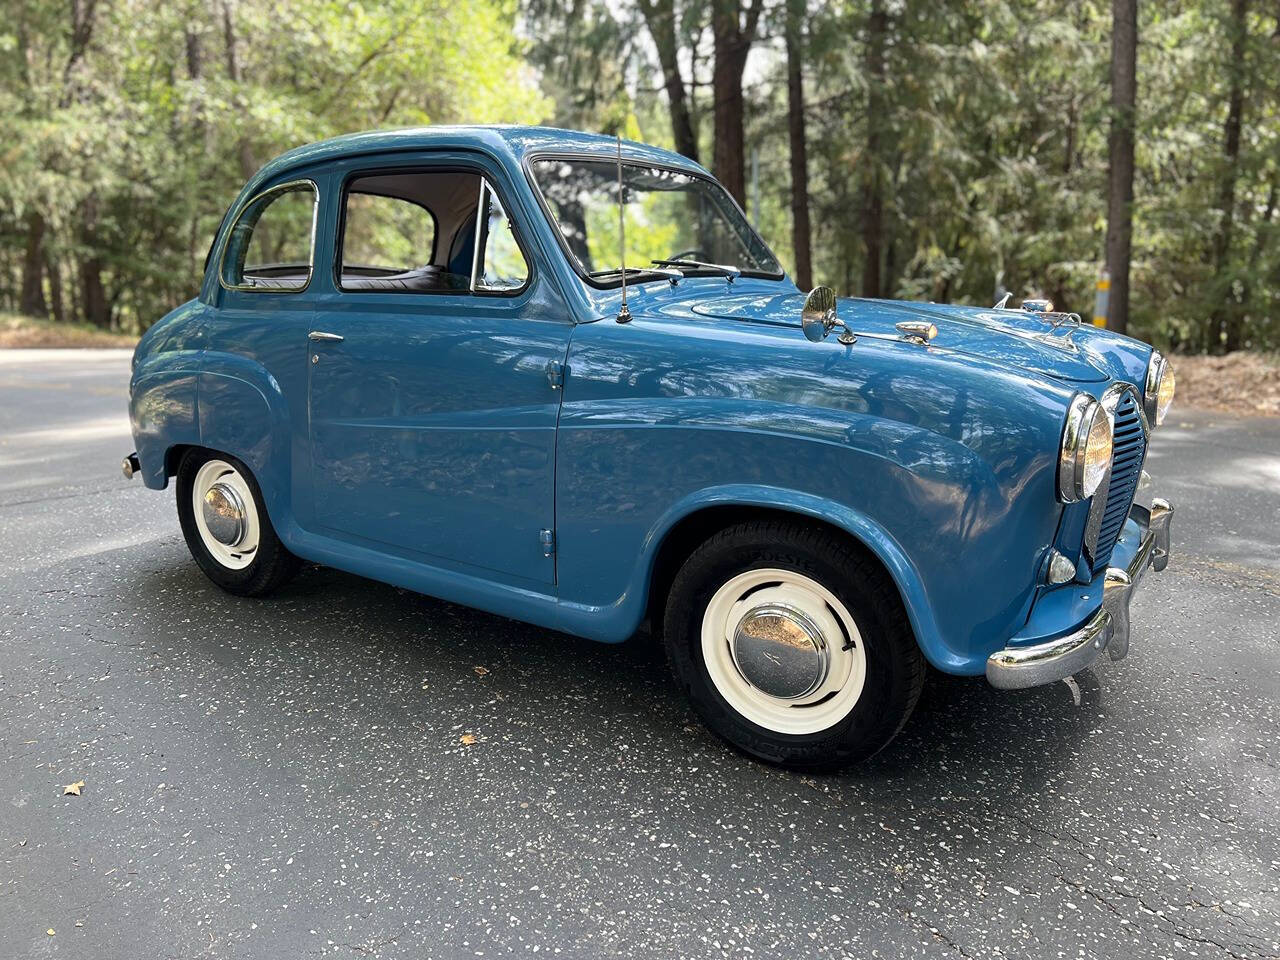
[{"x1": 308, "y1": 331, "x2": 344, "y2": 342}]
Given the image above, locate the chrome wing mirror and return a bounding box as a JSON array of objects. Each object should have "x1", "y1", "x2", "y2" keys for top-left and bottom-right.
[{"x1": 801, "y1": 286, "x2": 855, "y2": 345}]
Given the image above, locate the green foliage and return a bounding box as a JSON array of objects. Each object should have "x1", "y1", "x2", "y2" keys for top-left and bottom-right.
[
  {"x1": 4, "y1": 0, "x2": 1277, "y2": 352},
  {"x1": 0, "y1": 0, "x2": 549, "y2": 330},
  {"x1": 526, "y1": 0, "x2": 1280, "y2": 352}
]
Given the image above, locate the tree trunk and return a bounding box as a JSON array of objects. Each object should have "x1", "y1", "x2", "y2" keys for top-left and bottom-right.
[
  {"x1": 221, "y1": 0, "x2": 256, "y2": 179},
  {"x1": 62, "y1": 0, "x2": 99, "y2": 102},
  {"x1": 711, "y1": 32, "x2": 747, "y2": 205},
  {"x1": 46, "y1": 251, "x2": 65, "y2": 325},
  {"x1": 20, "y1": 211, "x2": 47, "y2": 318},
  {"x1": 1104, "y1": 0, "x2": 1137, "y2": 336},
  {"x1": 860, "y1": 0, "x2": 887, "y2": 298},
  {"x1": 785, "y1": 0, "x2": 812, "y2": 290},
  {"x1": 1212, "y1": 0, "x2": 1248, "y2": 352},
  {"x1": 710, "y1": 0, "x2": 764, "y2": 208},
  {"x1": 79, "y1": 195, "x2": 109, "y2": 328},
  {"x1": 185, "y1": 21, "x2": 203, "y2": 81},
  {"x1": 81, "y1": 257, "x2": 109, "y2": 328},
  {"x1": 639, "y1": 0, "x2": 699, "y2": 164}
]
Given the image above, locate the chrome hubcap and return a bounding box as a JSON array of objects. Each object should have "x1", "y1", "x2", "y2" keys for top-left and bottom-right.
[
  {"x1": 202, "y1": 482, "x2": 247, "y2": 547},
  {"x1": 731, "y1": 603, "x2": 829, "y2": 700}
]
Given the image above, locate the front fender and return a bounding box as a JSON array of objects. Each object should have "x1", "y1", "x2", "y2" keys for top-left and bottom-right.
[
  {"x1": 646, "y1": 485, "x2": 947, "y2": 669},
  {"x1": 555, "y1": 309, "x2": 1074, "y2": 673}
]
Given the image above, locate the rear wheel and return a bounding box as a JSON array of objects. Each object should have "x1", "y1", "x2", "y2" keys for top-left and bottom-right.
[
  {"x1": 176, "y1": 449, "x2": 301, "y2": 597},
  {"x1": 662, "y1": 520, "x2": 925, "y2": 770}
]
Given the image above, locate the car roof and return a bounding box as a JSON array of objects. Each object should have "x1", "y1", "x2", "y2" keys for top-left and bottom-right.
[{"x1": 244, "y1": 125, "x2": 709, "y2": 196}]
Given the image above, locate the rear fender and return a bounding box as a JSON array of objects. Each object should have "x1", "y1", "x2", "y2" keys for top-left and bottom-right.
[
  {"x1": 195, "y1": 353, "x2": 293, "y2": 525},
  {"x1": 129, "y1": 351, "x2": 202, "y2": 490}
]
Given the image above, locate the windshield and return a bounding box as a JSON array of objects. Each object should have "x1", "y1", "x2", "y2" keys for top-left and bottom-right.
[{"x1": 530, "y1": 157, "x2": 784, "y2": 280}]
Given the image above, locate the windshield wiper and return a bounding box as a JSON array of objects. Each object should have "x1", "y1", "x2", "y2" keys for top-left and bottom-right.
[
  {"x1": 652, "y1": 258, "x2": 741, "y2": 282},
  {"x1": 590, "y1": 266, "x2": 683, "y2": 284}
]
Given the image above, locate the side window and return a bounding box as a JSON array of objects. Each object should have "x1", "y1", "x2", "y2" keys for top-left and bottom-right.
[
  {"x1": 341, "y1": 193, "x2": 435, "y2": 275},
  {"x1": 221, "y1": 182, "x2": 317, "y2": 291},
  {"x1": 474, "y1": 185, "x2": 529, "y2": 293},
  {"x1": 337, "y1": 169, "x2": 529, "y2": 295}
]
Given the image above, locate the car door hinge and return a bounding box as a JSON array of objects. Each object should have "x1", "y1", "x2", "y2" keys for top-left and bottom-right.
[
  {"x1": 545, "y1": 360, "x2": 565, "y2": 391},
  {"x1": 540, "y1": 528, "x2": 556, "y2": 557}
]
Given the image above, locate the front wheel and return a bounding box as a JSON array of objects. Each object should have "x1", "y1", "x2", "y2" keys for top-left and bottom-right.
[
  {"x1": 663, "y1": 520, "x2": 925, "y2": 770},
  {"x1": 176, "y1": 449, "x2": 301, "y2": 597}
]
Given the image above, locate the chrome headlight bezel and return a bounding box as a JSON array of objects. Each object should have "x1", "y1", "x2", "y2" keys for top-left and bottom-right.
[
  {"x1": 1058, "y1": 393, "x2": 1114, "y2": 503},
  {"x1": 1144, "y1": 350, "x2": 1174, "y2": 427}
]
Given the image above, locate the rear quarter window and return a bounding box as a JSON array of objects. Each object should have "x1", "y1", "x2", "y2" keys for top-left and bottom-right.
[{"x1": 220, "y1": 181, "x2": 318, "y2": 292}]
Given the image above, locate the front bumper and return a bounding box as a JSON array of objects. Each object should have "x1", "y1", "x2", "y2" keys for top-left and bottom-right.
[{"x1": 985, "y1": 497, "x2": 1173, "y2": 690}]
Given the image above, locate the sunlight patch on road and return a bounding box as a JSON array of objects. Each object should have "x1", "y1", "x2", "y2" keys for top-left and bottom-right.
[{"x1": 4, "y1": 415, "x2": 131, "y2": 445}]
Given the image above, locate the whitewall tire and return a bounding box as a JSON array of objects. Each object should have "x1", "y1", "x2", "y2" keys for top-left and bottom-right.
[
  {"x1": 176, "y1": 449, "x2": 301, "y2": 597},
  {"x1": 663, "y1": 519, "x2": 925, "y2": 770}
]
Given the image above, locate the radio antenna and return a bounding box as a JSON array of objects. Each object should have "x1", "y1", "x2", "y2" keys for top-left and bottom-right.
[{"x1": 616, "y1": 134, "x2": 632, "y2": 323}]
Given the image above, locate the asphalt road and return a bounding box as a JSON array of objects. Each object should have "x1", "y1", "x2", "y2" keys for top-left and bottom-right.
[{"x1": 1, "y1": 348, "x2": 1277, "y2": 960}]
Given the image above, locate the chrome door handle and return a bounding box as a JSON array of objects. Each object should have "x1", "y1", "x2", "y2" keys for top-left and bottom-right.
[{"x1": 308, "y1": 331, "x2": 344, "y2": 342}]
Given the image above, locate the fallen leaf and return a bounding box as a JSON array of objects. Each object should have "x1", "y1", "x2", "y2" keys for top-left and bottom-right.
[
  {"x1": 473, "y1": 666, "x2": 489, "y2": 677},
  {"x1": 63, "y1": 780, "x2": 85, "y2": 797},
  {"x1": 460, "y1": 734, "x2": 477, "y2": 746},
  {"x1": 47, "y1": 929, "x2": 55, "y2": 936}
]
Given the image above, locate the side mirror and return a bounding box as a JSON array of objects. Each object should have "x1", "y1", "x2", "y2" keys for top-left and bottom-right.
[{"x1": 801, "y1": 286, "x2": 855, "y2": 345}]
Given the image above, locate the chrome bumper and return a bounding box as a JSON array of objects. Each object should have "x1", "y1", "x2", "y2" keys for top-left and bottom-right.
[{"x1": 986, "y1": 497, "x2": 1173, "y2": 690}]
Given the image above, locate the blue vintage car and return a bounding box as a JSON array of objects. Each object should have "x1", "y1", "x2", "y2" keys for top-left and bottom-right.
[{"x1": 124, "y1": 125, "x2": 1175, "y2": 768}]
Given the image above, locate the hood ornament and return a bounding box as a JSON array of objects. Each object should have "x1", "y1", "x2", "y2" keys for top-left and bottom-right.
[
  {"x1": 895, "y1": 320, "x2": 937, "y2": 345},
  {"x1": 801, "y1": 287, "x2": 856, "y2": 345},
  {"x1": 1021, "y1": 297, "x2": 1082, "y2": 330}
]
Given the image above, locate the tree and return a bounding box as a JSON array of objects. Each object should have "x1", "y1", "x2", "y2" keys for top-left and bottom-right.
[
  {"x1": 1104, "y1": 0, "x2": 1136, "y2": 336},
  {"x1": 638, "y1": 0, "x2": 700, "y2": 162},
  {"x1": 860, "y1": 0, "x2": 887, "y2": 298},
  {"x1": 1210, "y1": 0, "x2": 1249, "y2": 352},
  {"x1": 711, "y1": 0, "x2": 766, "y2": 205},
  {"x1": 785, "y1": 0, "x2": 811, "y2": 290},
  {"x1": 0, "y1": 0, "x2": 551, "y2": 331}
]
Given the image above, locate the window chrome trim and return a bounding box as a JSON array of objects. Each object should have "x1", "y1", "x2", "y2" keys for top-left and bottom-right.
[
  {"x1": 469, "y1": 180, "x2": 487, "y2": 293},
  {"x1": 217, "y1": 179, "x2": 319, "y2": 295}
]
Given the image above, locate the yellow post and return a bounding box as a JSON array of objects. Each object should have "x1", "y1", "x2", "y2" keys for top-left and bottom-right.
[{"x1": 1092, "y1": 269, "x2": 1110, "y2": 328}]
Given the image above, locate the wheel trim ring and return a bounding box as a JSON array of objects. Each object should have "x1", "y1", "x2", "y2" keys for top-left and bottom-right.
[
  {"x1": 191, "y1": 460, "x2": 260, "y2": 570},
  {"x1": 701, "y1": 567, "x2": 868, "y2": 736}
]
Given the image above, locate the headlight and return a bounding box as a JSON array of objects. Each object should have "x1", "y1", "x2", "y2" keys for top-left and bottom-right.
[
  {"x1": 1144, "y1": 350, "x2": 1175, "y2": 427},
  {"x1": 1058, "y1": 393, "x2": 1114, "y2": 502}
]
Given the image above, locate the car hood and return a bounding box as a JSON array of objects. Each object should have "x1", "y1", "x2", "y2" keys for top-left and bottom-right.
[{"x1": 684, "y1": 291, "x2": 1109, "y2": 383}]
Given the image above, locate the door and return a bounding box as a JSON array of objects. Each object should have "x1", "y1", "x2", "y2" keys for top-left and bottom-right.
[{"x1": 306, "y1": 163, "x2": 571, "y2": 586}]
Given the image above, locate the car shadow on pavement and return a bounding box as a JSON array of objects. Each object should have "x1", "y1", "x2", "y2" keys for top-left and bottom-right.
[{"x1": 129, "y1": 553, "x2": 1104, "y2": 804}]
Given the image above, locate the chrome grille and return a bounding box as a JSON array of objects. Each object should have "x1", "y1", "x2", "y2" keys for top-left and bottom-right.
[{"x1": 1089, "y1": 390, "x2": 1146, "y2": 571}]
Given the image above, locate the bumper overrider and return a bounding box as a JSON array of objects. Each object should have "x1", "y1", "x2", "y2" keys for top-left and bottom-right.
[{"x1": 986, "y1": 497, "x2": 1173, "y2": 690}]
